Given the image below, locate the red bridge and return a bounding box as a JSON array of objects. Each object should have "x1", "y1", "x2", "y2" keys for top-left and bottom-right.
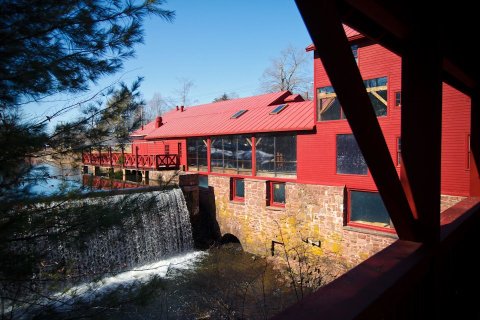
[{"x1": 82, "y1": 150, "x2": 179, "y2": 170}]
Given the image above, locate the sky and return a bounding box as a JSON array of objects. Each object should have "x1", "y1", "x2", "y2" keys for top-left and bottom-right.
[{"x1": 24, "y1": 0, "x2": 313, "y2": 128}]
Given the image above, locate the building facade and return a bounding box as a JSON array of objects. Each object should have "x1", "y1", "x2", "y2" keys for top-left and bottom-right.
[{"x1": 93, "y1": 26, "x2": 471, "y2": 265}]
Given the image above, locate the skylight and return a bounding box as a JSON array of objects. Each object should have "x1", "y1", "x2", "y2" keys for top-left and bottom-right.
[
  {"x1": 231, "y1": 110, "x2": 247, "y2": 119},
  {"x1": 270, "y1": 104, "x2": 288, "y2": 115}
]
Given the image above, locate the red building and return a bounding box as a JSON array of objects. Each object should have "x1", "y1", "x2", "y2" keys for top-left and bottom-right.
[{"x1": 84, "y1": 26, "x2": 472, "y2": 263}]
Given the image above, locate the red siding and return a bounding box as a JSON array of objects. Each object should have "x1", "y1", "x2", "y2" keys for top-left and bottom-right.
[
  {"x1": 303, "y1": 41, "x2": 471, "y2": 196},
  {"x1": 441, "y1": 84, "x2": 470, "y2": 195}
]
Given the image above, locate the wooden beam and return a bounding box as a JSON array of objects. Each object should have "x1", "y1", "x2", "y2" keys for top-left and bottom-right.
[
  {"x1": 470, "y1": 92, "x2": 480, "y2": 196},
  {"x1": 401, "y1": 13, "x2": 442, "y2": 243},
  {"x1": 295, "y1": 0, "x2": 418, "y2": 241}
]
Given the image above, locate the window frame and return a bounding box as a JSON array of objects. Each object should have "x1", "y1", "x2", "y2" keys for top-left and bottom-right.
[
  {"x1": 268, "y1": 181, "x2": 286, "y2": 208},
  {"x1": 231, "y1": 177, "x2": 245, "y2": 202},
  {"x1": 346, "y1": 188, "x2": 395, "y2": 234},
  {"x1": 255, "y1": 133, "x2": 297, "y2": 178},
  {"x1": 165, "y1": 144, "x2": 170, "y2": 154},
  {"x1": 317, "y1": 76, "x2": 388, "y2": 122},
  {"x1": 187, "y1": 138, "x2": 208, "y2": 172}
]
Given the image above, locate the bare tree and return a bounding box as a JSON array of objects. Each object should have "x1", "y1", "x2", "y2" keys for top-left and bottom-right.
[
  {"x1": 173, "y1": 78, "x2": 195, "y2": 106},
  {"x1": 144, "y1": 92, "x2": 174, "y2": 122},
  {"x1": 212, "y1": 92, "x2": 239, "y2": 103},
  {"x1": 259, "y1": 45, "x2": 312, "y2": 98}
]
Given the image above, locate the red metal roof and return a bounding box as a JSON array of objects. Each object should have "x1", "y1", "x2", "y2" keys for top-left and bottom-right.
[
  {"x1": 132, "y1": 91, "x2": 315, "y2": 139},
  {"x1": 306, "y1": 24, "x2": 363, "y2": 51}
]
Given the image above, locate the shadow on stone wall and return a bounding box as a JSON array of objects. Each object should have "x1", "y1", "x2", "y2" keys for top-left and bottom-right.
[{"x1": 195, "y1": 186, "x2": 221, "y2": 248}]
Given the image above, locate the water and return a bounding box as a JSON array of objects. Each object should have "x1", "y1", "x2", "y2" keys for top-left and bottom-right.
[
  {"x1": 39, "y1": 189, "x2": 194, "y2": 282},
  {"x1": 40, "y1": 245, "x2": 296, "y2": 320},
  {"x1": 25, "y1": 162, "x2": 83, "y2": 196},
  {"x1": 23, "y1": 163, "x2": 158, "y2": 197},
  {"x1": 7, "y1": 165, "x2": 299, "y2": 319}
]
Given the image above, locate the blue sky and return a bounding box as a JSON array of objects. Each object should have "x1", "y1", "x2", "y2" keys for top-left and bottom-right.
[{"x1": 25, "y1": 0, "x2": 313, "y2": 127}]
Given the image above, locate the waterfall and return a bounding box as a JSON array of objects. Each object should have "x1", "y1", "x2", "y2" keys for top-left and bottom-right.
[{"x1": 42, "y1": 188, "x2": 194, "y2": 283}]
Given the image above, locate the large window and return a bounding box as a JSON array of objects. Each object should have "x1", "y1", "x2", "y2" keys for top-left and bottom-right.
[
  {"x1": 348, "y1": 190, "x2": 393, "y2": 231},
  {"x1": 336, "y1": 134, "x2": 367, "y2": 175},
  {"x1": 187, "y1": 138, "x2": 208, "y2": 172},
  {"x1": 210, "y1": 135, "x2": 252, "y2": 174},
  {"x1": 317, "y1": 76, "x2": 388, "y2": 121},
  {"x1": 268, "y1": 181, "x2": 286, "y2": 207},
  {"x1": 256, "y1": 134, "x2": 297, "y2": 177}
]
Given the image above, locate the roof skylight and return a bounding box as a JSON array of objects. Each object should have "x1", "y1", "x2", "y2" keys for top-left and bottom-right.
[
  {"x1": 231, "y1": 110, "x2": 247, "y2": 119},
  {"x1": 270, "y1": 104, "x2": 288, "y2": 115}
]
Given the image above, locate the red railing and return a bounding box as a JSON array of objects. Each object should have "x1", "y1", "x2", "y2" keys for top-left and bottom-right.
[
  {"x1": 273, "y1": 197, "x2": 480, "y2": 319},
  {"x1": 82, "y1": 152, "x2": 179, "y2": 170}
]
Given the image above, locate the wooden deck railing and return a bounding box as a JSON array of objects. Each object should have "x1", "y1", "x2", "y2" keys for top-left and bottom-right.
[
  {"x1": 82, "y1": 151, "x2": 179, "y2": 170},
  {"x1": 273, "y1": 197, "x2": 480, "y2": 320}
]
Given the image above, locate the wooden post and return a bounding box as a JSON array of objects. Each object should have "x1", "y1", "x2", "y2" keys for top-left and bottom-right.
[
  {"x1": 121, "y1": 147, "x2": 125, "y2": 168},
  {"x1": 109, "y1": 147, "x2": 113, "y2": 167},
  {"x1": 401, "y1": 11, "x2": 442, "y2": 243},
  {"x1": 206, "y1": 138, "x2": 211, "y2": 173},
  {"x1": 135, "y1": 146, "x2": 139, "y2": 169},
  {"x1": 99, "y1": 147, "x2": 102, "y2": 166},
  {"x1": 251, "y1": 136, "x2": 256, "y2": 177}
]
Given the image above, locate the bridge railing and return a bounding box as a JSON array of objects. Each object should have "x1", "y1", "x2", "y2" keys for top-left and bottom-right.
[
  {"x1": 273, "y1": 197, "x2": 480, "y2": 320},
  {"x1": 82, "y1": 151, "x2": 179, "y2": 170}
]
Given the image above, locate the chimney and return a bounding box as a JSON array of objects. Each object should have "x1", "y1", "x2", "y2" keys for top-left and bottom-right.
[
  {"x1": 176, "y1": 105, "x2": 179, "y2": 111},
  {"x1": 155, "y1": 116, "x2": 162, "y2": 128},
  {"x1": 181, "y1": 106, "x2": 185, "y2": 112}
]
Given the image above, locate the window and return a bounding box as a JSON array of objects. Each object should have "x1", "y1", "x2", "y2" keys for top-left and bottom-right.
[
  {"x1": 256, "y1": 134, "x2": 297, "y2": 177},
  {"x1": 270, "y1": 104, "x2": 288, "y2": 115},
  {"x1": 317, "y1": 86, "x2": 345, "y2": 121},
  {"x1": 165, "y1": 145, "x2": 170, "y2": 154},
  {"x1": 210, "y1": 135, "x2": 252, "y2": 174},
  {"x1": 231, "y1": 178, "x2": 245, "y2": 201},
  {"x1": 395, "y1": 91, "x2": 401, "y2": 107},
  {"x1": 199, "y1": 175, "x2": 208, "y2": 189},
  {"x1": 187, "y1": 138, "x2": 208, "y2": 172},
  {"x1": 268, "y1": 181, "x2": 286, "y2": 207},
  {"x1": 231, "y1": 110, "x2": 247, "y2": 119},
  {"x1": 336, "y1": 134, "x2": 367, "y2": 175},
  {"x1": 348, "y1": 190, "x2": 393, "y2": 231},
  {"x1": 396, "y1": 137, "x2": 402, "y2": 166},
  {"x1": 351, "y1": 45, "x2": 358, "y2": 64},
  {"x1": 317, "y1": 76, "x2": 388, "y2": 121}
]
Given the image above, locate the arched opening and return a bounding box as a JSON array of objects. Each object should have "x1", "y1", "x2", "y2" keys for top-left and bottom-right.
[{"x1": 220, "y1": 233, "x2": 242, "y2": 248}]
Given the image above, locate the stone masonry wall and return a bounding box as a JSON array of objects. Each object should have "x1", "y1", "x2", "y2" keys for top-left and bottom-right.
[
  {"x1": 208, "y1": 176, "x2": 396, "y2": 266},
  {"x1": 207, "y1": 176, "x2": 468, "y2": 267}
]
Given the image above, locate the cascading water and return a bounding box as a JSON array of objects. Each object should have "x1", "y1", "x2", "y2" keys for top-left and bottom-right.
[{"x1": 48, "y1": 188, "x2": 194, "y2": 281}]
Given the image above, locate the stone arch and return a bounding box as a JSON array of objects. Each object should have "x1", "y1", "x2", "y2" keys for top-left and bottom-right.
[{"x1": 220, "y1": 233, "x2": 242, "y2": 247}]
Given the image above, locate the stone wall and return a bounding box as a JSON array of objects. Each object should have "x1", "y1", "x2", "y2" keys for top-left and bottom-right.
[
  {"x1": 206, "y1": 176, "x2": 397, "y2": 266},
  {"x1": 149, "y1": 170, "x2": 180, "y2": 185},
  {"x1": 201, "y1": 176, "x2": 470, "y2": 267}
]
